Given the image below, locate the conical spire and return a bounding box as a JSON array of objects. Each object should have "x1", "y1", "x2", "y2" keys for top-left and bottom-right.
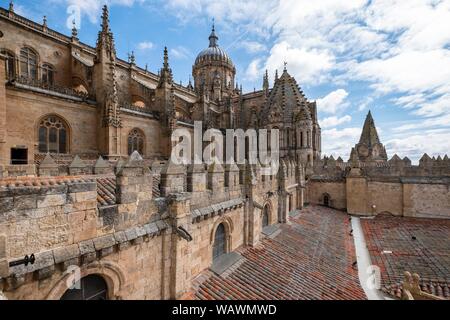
[
  {"x1": 71, "y1": 19, "x2": 78, "y2": 39},
  {"x1": 158, "y1": 47, "x2": 173, "y2": 87},
  {"x1": 209, "y1": 20, "x2": 218, "y2": 47},
  {"x1": 359, "y1": 111, "x2": 380, "y2": 147},
  {"x1": 96, "y1": 5, "x2": 116, "y2": 62},
  {"x1": 263, "y1": 69, "x2": 269, "y2": 94},
  {"x1": 101, "y1": 5, "x2": 109, "y2": 33}
]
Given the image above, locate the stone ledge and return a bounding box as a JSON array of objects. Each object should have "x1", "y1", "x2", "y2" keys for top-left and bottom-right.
[
  {"x1": 191, "y1": 198, "x2": 245, "y2": 224},
  {"x1": 4, "y1": 219, "x2": 170, "y2": 286}
]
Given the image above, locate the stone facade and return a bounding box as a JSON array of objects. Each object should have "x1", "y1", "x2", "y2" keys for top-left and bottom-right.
[
  {"x1": 0, "y1": 3, "x2": 448, "y2": 301},
  {"x1": 310, "y1": 112, "x2": 450, "y2": 218}
]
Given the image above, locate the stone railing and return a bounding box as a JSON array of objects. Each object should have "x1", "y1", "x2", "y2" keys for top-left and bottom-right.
[
  {"x1": 9, "y1": 76, "x2": 95, "y2": 102},
  {"x1": 120, "y1": 103, "x2": 160, "y2": 119}
]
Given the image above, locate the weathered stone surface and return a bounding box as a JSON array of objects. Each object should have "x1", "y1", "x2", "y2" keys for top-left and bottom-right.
[
  {"x1": 0, "y1": 197, "x2": 14, "y2": 213},
  {"x1": 93, "y1": 235, "x2": 116, "y2": 250},
  {"x1": 36, "y1": 265, "x2": 55, "y2": 280},
  {"x1": 14, "y1": 195, "x2": 37, "y2": 210},
  {"x1": 37, "y1": 194, "x2": 67, "y2": 208},
  {"x1": 53, "y1": 244, "x2": 80, "y2": 264},
  {"x1": 78, "y1": 240, "x2": 95, "y2": 255}
]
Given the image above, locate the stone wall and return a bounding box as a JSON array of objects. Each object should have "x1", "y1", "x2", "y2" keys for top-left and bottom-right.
[
  {"x1": 308, "y1": 180, "x2": 346, "y2": 210},
  {"x1": 403, "y1": 181, "x2": 450, "y2": 219}
]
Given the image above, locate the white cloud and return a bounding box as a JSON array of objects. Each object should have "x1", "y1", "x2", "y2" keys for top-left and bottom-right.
[
  {"x1": 321, "y1": 127, "x2": 361, "y2": 159},
  {"x1": 56, "y1": 0, "x2": 147, "y2": 24},
  {"x1": 244, "y1": 59, "x2": 263, "y2": 82},
  {"x1": 137, "y1": 41, "x2": 154, "y2": 51},
  {"x1": 240, "y1": 41, "x2": 267, "y2": 54},
  {"x1": 320, "y1": 115, "x2": 352, "y2": 128},
  {"x1": 316, "y1": 89, "x2": 349, "y2": 114},
  {"x1": 385, "y1": 130, "x2": 450, "y2": 164},
  {"x1": 170, "y1": 46, "x2": 191, "y2": 60}
]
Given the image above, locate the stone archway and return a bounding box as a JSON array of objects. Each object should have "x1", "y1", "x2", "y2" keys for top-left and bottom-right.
[
  {"x1": 46, "y1": 261, "x2": 126, "y2": 300},
  {"x1": 210, "y1": 217, "x2": 234, "y2": 262},
  {"x1": 60, "y1": 274, "x2": 108, "y2": 300}
]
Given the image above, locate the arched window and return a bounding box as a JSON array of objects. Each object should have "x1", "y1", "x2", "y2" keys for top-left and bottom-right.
[
  {"x1": 60, "y1": 275, "x2": 108, "y2": 300},
  {"x1": 41, "y1": 63, "x2": 54, "y2": 85},
  {"x1": 262, "y1": 205, "x2": 270, "y2": 228},
  {"x1": 20, "y1": 47, "x2": 38, "y2": 80},
  {"x1": 213, "y1": 223, "x2": 226, "y2": 261},
  {"x1": 127, "y1": 128, "x2": 144, "y2": 156},
  {"x1": 0, "y1": 49, "x2": 15, "y2": 79},
  {"x1": 38, "y1": 115, "x2": 68, "y2": 154}
]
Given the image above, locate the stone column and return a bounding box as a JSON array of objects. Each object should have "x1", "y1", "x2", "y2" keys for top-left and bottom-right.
[
  {"x1": 187, "y1": 164, "x2": 206, "y2": 193},
  {"x1": 167, "y1": 193, "x2": 192, "y2": 299},
  {"x1": 0, "y1": 55, "x2": 7, "y2": 166},
  {"x1": 116, "y1": 151, "x2": 152, "y2": 205},
  {"x1": 160, "y1": 161, "x2": 186, "y2": 196},
  {"x1": 207, "y1": 161, "x2": 224, "y2": 193}
]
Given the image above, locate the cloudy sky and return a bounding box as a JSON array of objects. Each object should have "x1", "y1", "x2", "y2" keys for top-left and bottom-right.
[{"x1": 11, "y1": 0, "x2": 450, "y2": 162}]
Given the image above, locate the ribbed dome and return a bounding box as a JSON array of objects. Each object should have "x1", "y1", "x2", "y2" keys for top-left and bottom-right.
[{"x1": 195, "y1": 25, "x2": 234, "y2": 66}]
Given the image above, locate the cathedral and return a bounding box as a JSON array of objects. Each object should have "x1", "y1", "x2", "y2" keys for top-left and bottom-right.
[{"x1": 0, "y1": 4, "x2": 448, "y2": 301}]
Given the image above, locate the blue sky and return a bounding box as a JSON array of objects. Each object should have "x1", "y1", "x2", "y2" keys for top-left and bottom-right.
[{"x1": 9, "y1": 0, "x2": 450, "y2": 162}]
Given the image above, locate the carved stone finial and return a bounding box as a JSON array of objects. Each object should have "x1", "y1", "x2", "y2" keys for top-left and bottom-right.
[
  {"x1": 9, "y1": 1, "x2": 14, "y2": 13},
  {"x1": 130, "y1": 51, "x2": 136, "y2": 65},
  {"x1": 71, "y1": 19, "x2": 78, "y2": 39}
]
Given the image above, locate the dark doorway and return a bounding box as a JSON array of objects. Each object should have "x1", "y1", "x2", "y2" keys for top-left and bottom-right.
[
  {"x1": 324, "y1": 194, "x2": 330, "y2": 207},
  {"x1": 262, "y1": 206, "x2": 270, "y2": 228},
  {"x1": 213, "y1": 224, "x2": 226, "y2": 261},
  {"x1": 10, "y1": 148, "x2": 28, "y2": 165},
  {"x1": 60, "y1": 275, "x2": 108, "y2": 300}
]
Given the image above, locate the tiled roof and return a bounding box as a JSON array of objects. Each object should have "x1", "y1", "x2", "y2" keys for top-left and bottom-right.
[
  {"x1": 190, "y1": 206, "x2": 366, "y2": 300},
  {"x1": 361, "y1": 215, "x2": 450, "y2": 300},
  {"x1": 96, "y1": 177, "x2": 117, "y2": 207}
]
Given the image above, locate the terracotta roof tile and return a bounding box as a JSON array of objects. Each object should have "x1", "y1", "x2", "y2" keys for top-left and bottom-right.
[
  {"x1": 361, "y1": 215, "x2": 450, "y2": 300},
  {"x1": 190, "y1": 206, "x2": 366, "y2": 300}
]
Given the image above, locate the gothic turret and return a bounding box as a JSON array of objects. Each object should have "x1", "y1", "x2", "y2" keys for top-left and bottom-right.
[
  {"x1": 353, "y1": 111, "x2": 387, "y2": 163},
  {"x1": 93, "y1": 5, "x2": 121, "y2": 159}
]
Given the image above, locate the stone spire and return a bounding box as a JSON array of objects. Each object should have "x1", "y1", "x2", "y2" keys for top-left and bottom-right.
[
  {"x1": 209, "y1": 20, "x2": 218, "y2": 47},
  {"x1": 71, "y1": 19, "x2": 78, "y2": 40},
  {"x1": 129, "y1": 51, "x2": 136, "y2": 66},
  {"x1": 9, "y1": 1, "x2": 14, "y2": 13},
  {"x1": 359, "y1": 111, "x2": 380, "y2": 147},
  {"x1": 42, "y1": 16, "x2": 48, "y2": 31},
  {"x1": 96, "y1": 5, "x2": 116, "y2": 62},
  {"x1": 158, "y1": 47, "x2": 173, "y2": 87},
  {"x1": 102, "y1": 60, "x2": 121, "y2": 128},
  {"x1": 263, "y1": 69, "x2": 269, "y2": 96}
]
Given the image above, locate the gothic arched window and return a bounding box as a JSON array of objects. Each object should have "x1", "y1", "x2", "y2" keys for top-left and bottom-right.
[
  {"x1": 213, "y1": 223, "x2": 226, "y2": 261},
  {"x1": 0, "y1": 49, "x2": 15, "y2": 79},
  {"x1": 41, "y1": 63, "x2": 54, "y2": 85},
  {"x1": 38, "y1": 115, "x2": 69, "y2": 154},
  {"x1": 20, "y1": 47, "x2": 38, "y2": 80},
  {"x1": 60, "y1": 275, "x2": 108, "y2": 300},
  {"x1": 127, "y1": 128, "x2": 144, "y2": 156}
]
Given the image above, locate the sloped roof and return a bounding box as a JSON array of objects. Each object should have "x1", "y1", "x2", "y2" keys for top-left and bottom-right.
[{"x1": 262, "y1": 69, "x2": 310, "y2": 125}]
